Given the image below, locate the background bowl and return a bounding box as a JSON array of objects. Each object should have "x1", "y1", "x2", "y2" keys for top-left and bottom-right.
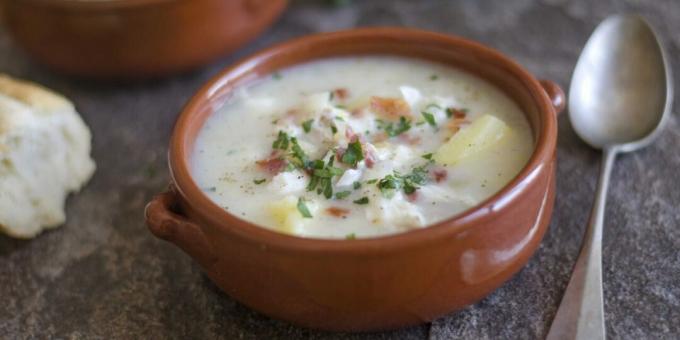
[
  {"x1": 2, "y1": 0, "x2": 288, "y2": 79},
  {"x1": 145, "y1": 28, "x2": 564, "y2": 331}
]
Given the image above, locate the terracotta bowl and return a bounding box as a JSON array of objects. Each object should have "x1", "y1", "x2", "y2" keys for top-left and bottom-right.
[
  {"x1": 145, "y1": 28, "x2": 564, "y2": 331},
  {"x1": 2, "y1": 0, "x2": 288, "y2": 78}
]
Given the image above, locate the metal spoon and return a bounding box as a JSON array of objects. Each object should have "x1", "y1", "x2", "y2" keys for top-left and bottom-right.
[{"x1": 547, "y1": 14, "x2": 672, "y2": 340}]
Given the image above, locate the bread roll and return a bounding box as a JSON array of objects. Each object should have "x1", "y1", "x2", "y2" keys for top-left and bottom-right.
[{"x1": 0, "y1": 74, "x2": 95, "y2": 238}]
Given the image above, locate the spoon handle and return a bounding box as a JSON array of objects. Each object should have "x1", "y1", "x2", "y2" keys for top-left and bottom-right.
[{"x1": 547, "y1": 148, "x2": 617, "y2": 340}]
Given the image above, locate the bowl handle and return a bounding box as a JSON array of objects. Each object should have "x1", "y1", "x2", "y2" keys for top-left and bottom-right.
[
  {"x1": 145, "y1": 188, "x2": 217, "y2": 269},
  {"x1": 540, "y1": 79, "x2": 566, "y2": 115}
]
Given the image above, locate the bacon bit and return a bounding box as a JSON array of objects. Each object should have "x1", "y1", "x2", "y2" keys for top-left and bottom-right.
[
  {"x1": 335, "y1": 147, "x2": 346, "y2": 162},
  {"x1": 431, "y1": 168, "x2": 448, "y2": 183},
  {"x1": 370, "y1": 96, "x2": 412, "y2": 120},
  {"x1": 364, "y1": 147, "x2": 377, "y2": 168},
  {"x1": 398, "y1": 133, "x2": 421, "y2": 146},
  {"x1": 448, "y1": 108, "x2": 467, "y2": 119},
  {"x1": 333, "y1": 88, "x2": 349, "y2": 101},
  {"x1": 326, "y1": 206, "x2": 350, "y2": 218},
  {"x1": 256, "y1": 154, "x2": 286, "y2": 176},
  {"x1": 365, "y1": 157, "x2": 375, "y2": 168},
  {"x1": 406, "y1": 191, "x2": 419, "y2": 202}
]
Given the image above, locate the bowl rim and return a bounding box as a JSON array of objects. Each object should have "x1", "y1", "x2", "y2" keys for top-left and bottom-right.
[
  {"x1": 16, "y1": 0, "x2": 176, "y2": 10},
  {"x1": 169, "y1": 27, "x2": 557, "y2": 254}
]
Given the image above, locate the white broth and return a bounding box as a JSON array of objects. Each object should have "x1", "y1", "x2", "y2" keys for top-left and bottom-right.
[{"x1": 191, "y1": 56, "x2": 534, "y2": 239}]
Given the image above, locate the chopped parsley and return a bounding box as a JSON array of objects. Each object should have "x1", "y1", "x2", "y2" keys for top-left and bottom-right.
[
  {"x1": 307, "y1": 176, "x2": 319, "y2": 192},
  {"x1": 312, "y1": 166, "x2": 344, "y2": 178},
  {"x1": 430, "y1": 74, "x2": 439, "y2": 80},
  {"x1": 377, "y1": 164, "x2": 430, "y2": 197},
  {"x1": 353, "y1": 197, "x2": 369, "y2": 205},
  {"x1": 345, "y1": 233, "x2": 357, "y2": 240},
  {"x1": 297, "y1": 198, "x2": 313, "y2": 218},
  {"x1": 341, "y1": 140, "x2": 364, "y2": 167},
  {"x1": 268, "y1": 130, "x2": 353, "y2": 200},
  {"x1": 335, "y1": 191, "x2": 352, "y2": 199},
  {"x1": 270, "y1": 132, "x2": 312, "y2": 171},
  {"x1": 421, "y1": 111, "x2": 437, "y2": 127},
  {"x1": 402, "y1": 165, "x2": 430, "y2": 191},
  {"x1": 302, "y1": 119, "x2": 314, "y2": 133},
  {"x1": 289, "y1": 137, "x2": 310, "y2": 167},
  {"x1": 272, "y1": 72, "x2": 282, "y2": 80},
  {"x1": 307, "y1": 154, "x2": 343, "y2": 199},
  {"x1": 253, "y1": 179, "x2": 266, "y2": 185},
  {"x1": 376, "y1": 174, "x2": 400, "y2": 197},
  {"x1": 269, "y1": 110, "x2": 431, "y2": 204},
  {"x1": 376, "y1": 116, "x2": 412, "y2": 137},
  {"x1": 272, "y1": 131, "x2": 289, "y2": 150}
]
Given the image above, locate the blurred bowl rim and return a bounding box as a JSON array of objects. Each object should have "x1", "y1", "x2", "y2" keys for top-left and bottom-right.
[{"x1": 14, "y1": 0, "x2": 177, "y2": 10}]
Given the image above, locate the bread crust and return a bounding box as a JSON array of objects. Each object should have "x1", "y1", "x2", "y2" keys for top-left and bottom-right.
[{"x1": 0, "y1": 74, "x2": 72, "y2": 111}]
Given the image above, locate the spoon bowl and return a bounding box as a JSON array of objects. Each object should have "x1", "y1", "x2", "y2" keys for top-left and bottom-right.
[{"x1": 569, "y1": 14, "x2": 672, "y2": 152}]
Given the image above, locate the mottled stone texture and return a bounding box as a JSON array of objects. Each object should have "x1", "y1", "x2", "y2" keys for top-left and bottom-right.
[{"x1": 1, "y1": 0, "x2": 679, "y2": 339}]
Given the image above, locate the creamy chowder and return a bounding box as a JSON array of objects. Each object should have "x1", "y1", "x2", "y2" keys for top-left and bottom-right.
[{"x1": 191, "y1": 56, "x2": 534, "y2": 239}]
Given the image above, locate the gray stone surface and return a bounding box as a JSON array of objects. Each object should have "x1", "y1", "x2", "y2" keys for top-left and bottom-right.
[{"x1": 1, "y1": 0, "x2": 679, "y2": 339}]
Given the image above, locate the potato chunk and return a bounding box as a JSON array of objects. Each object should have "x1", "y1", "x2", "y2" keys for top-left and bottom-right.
[{"x1": 434, "y1": 114, "x2": 509, "y2": 165}]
